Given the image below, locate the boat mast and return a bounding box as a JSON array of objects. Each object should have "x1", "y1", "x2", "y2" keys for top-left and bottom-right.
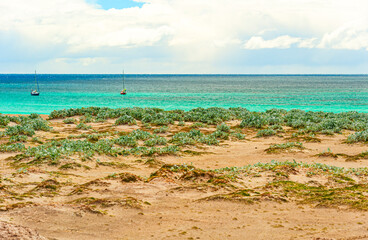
[
  {"x1": 34, "y1": 70, "x2": 37, "y2": 91},
  {"x1": 36, "y1": 70, "x2": 40, "y2": 92},
  {"x1": 123, "y1": 70, "x2": 125, "y2": 89}
]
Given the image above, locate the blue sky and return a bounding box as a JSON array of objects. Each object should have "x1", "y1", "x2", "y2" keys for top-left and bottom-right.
[
  {"x1": 0, "y1": 0, "x2": 367, "y2": 74},
  {"x1": 87, "y1": 0, "x2": 143, "y2": 9}
]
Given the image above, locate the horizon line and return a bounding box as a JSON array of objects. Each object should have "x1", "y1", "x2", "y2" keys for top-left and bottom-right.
[{"x1": 1, "y1": 73, "x2": 368, "y2": 75}]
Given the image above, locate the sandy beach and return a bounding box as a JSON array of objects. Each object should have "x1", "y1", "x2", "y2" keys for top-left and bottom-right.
[{"x1": 1, "y1": 108, "x2": 368, "y2": 239}]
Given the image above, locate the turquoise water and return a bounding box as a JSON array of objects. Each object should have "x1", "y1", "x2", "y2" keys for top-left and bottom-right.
[{"x1": 1, "y1": 74, "x2": 368, "y2": 114}]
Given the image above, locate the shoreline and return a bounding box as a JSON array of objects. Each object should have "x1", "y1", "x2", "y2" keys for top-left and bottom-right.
[{"x1": 3, "y1": 106, "x2": 368, "y2": 117}]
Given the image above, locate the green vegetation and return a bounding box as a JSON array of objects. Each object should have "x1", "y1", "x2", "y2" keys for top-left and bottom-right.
[
  {"x1": 4, "y1": 107, "x2": 368, "y2": 217},
  {"x1": 346, "y1": 130, "x2": 368, "y2": 143},
  {"x1": 76, "y1": 123, "x2": 92, "y2": 130},
  {"x1": 115, "y1": 115, "x2": 137, "y2": 125},
  {"x1": 63, "y1": 118, "x2": 77, "y2": 124},
  {"x1": 153, "y1": 126, "x2": 169, "y2": 133},
  {"x1": 256, "y1": 129, "x2": 276, "y2": 137},
  {"x1": 43, "y1": 107, "x2": 368, "y2": 143},
  {"x1": 265, "y1": 142, "x2": 304, "y2": 153},
  {"x1": 0, "y1": 143, "x2": 26, "y2": 152}
]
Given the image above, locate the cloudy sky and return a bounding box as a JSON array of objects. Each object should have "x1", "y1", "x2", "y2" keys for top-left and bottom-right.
[{"x1": 0, "y1": 0, "x2": 368, "y2": 74}]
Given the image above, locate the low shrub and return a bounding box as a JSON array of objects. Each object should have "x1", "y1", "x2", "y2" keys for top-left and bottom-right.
[
  {"x1": 256, "y1": 129, "x2": 276, "y2": 137},
  {"x1": 216, "y1": 123, "x2": 231, "y2": 133},
  {"x1": 115, "y1": 115, "x2": 137, "y2": 125},
  {"x1": 346, "y1": 130, "x2": 368, "y2": 143},
  {"x1": 76, "y1": 123, "x2": 92, "y2": 130},
  {"x1": 63, "y1": 118, "x2": 77, "y2": 124},
  {"x1": 154, "y1": 126, "x2": 169, "y2": 134}
]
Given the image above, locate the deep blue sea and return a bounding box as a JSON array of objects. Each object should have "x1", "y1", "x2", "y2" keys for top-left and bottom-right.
[{"x1": 1, "y1": 74, "x2": 368, "y2": 114}]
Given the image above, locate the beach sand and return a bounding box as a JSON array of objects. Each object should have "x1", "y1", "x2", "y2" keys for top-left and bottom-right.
[{"x1": 1, "y1": 115, "x2": 368, "y2": 239}]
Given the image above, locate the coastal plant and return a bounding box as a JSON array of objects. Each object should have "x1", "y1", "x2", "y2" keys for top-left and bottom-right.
[
  {"x1": 79, "y1": 113, "x2": 93, "y2": 123},
  {"x1": 151, "y1": 117, "x2": 173, "y2": 126},
  {"x1": 190, "y1": 122, "x2": 206, "y2": 129},
  {"x1": 15, "y1": 139, "x2": 125, "y2": 165},
  {"x1": 154, "y1": 126, "x2": 169, "y2": 134},
  {"x1": 346, "y1": 130, "x2": 368, "y2": 143},
  {"x1": 63, "y1": 118, "x2": 77, "y2": 124},
  {"x1": 156, "y1": 145, "x2": 180, "y2": 155},
  {"x1": 184, "y1": 107, "x2": 233, "y2": 124},
  {"x1": 31, "y1": 137, "x2": 44, "y2": 144},
  {"x1": 240, "y1": 113, "x2": 268, "y2": 129},
  {"x1": 216, "y1": 123, "x2": 231, "y2": 133},
  {"x1": 44, "y1": 107, "x2": 368, "y2": 137},
  {"x1": 268, "y1": 124, "x2": 284, "y2": 132},
  {"x1": 115, "y1": 136, "x2": 138, "y2": 148},
  {"x1": 5, "y1": 125, "x2": 35, "y2": 137},
  {"x1": 76, "y1": 123, "x2": 92, "y2": 130},
  {"x1": 316, "y1": 148, "x2": 339, "y2": 159},
  {"x1": 0, "y1": 143, "x2": 26, "y2": 152},
  {"x1": 143, "y1": 123, "x2": 152, "y2": 129},
  {"x1": 256, "y1": 129, "x2": 276, "y2": 137},
  {"x1": 115, "y1": 115, "x2": 137, "y2": 125},
  {"x1": 198, "y1": 135, "x2": 219, "y2": 145},
  {"x1": 9, "y1": 135, "x2": 28, "y2": 143},
  {"x1": 0, "y1": 115, "x2": 10, "y2": 127},
  {"x1": 26, "y1": 118, "x2": 51, "y2": 131},
  {"x1": 231, "y1": 132, "x2": 246, "y2": 140},
  {"x1": 144, "y1": 137, "x2": 167, "y2": 147},
  {"x1": 129, "y1": 145, "x2": 179, "y2": 156},
  {"x1": 265, "y1": 142, "x2": 304, "y2": 153},
  {"x1": 171, "y1": 132, "x2": 197, "y2": 146},
  {"x1": 129, "y1": 129, "x2": 153, "y2": 140},
  {"x1": 210, "y1": 130, "x2": 230, "y2": 140},
  {"x1": 85, "y1": 133, "x2": 109, "y2": 142},
  {"x1": 321, "y1": 129, "x2": 335, "y2": 136}
]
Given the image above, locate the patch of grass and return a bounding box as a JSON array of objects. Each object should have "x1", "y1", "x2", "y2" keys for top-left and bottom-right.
[
  {"x1": 0, "y1": 143, "x2": 26, "y2": 153},
  {"x1": 115, "y1": 115, "x2": 137, "y2": 125},
  {"x1": 190, "y1": 122, "x2": 206, "y2": 129},
  {"x1": 240, "y1": 113, "x2": 268, "y2": 129},
  {"x1": 76, "y1": 123, "x2": 92, "y2": 130},
  {"x1": 256, "y1": 129, "x2": 276, "y2": 137},
  {"x1": 96, "y1": 160, "x2": 130, "y2": 169},
  {"x1": 265, "y1": 142, "x2": 304, "y2": 154},
  {"x1": 29, "y1": 179, "x2": 61, "y2": 197},
  {"x1": 231, "y1": 132, "x2": 246, "y2": 140},
  {"x1": 63, "y1": 118, "x2": 77, "y2": 124},
  {"x1": 9, "y1": 135, "x2": 28, "y2": 143},
  {"x1": 346, "y1": 130, "x2": 368, "y2": 143},
  {"x1": 345, "y1": 151, "x2": 368, "y2": 162},
  {"x1": 154, "y1": 126, "x2": 169, "y2": 133},
  {"x1": 0, "y1": 202, "x2": 35, "y2": 211},
  {"x1": 144, "y1": 158, "x2": 164, "y2": 167},
  {"x1": 59, "y1": 162, "x2": 82, "y2": 169},
  {"x1": 266, "y1": 181, "x2": 368, "y2": 211},
  {"x1": 144, "y1": 137, "x2": 167, "y2": 147},
  {"x1": 201, "y1": 189, "x2": 285, "y2": 204},
  {"x1": 316, "y1": 149, "x2": 339, "y2": 159},
  {"x1": 216, "y1": 123, "x2": 231, "y2": 133}
]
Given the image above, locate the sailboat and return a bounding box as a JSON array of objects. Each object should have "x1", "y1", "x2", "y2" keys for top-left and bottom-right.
[
  {"x1": 31, "y1": 70, "x2": 40, "y2": 96},
  {"x1": 120, "y1": 70, "x2": 127, "y2": 95}
]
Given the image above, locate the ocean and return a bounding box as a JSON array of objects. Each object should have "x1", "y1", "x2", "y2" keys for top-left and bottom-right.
[{"x1": 1, "y1": 74, "x2": 368, "y2": 114}]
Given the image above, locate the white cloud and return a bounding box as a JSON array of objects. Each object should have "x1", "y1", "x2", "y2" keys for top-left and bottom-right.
[
  {"x1": 318, "y1": 21, "x2": 368, "y2": 50},
  {"x1": 0, "y1": 0, "x2": 368, "y2": 73},
  {"x1": 244, "y1": 35, "x2": 301, "y2": 49}
]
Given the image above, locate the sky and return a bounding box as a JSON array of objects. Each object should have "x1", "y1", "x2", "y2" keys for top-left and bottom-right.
[{"x1": 0, "y1": 0, "x2": 368, "y2": 74}]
